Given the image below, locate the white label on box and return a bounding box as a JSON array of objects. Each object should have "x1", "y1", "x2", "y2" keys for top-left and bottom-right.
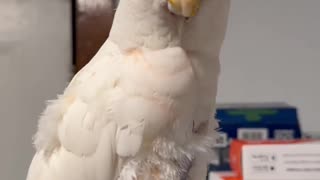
[
  {"x1": 274, "y1": 129, "x2": 294, "y2": 140},
  {"x1": 242, "y1": 143, "x2": 320, "y2": 180},
  {"x1": 214, "y1": 132, "x2": 228, "y2": 148},
  {"x1": 238, "y1": 128, "x2": 268, "y2": 141}
]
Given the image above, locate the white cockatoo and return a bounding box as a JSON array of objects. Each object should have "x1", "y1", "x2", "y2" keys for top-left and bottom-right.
[
  {"x1": 26, "y1": 0, "x2": 214, "y2": 180},
  {"x1": 117, "y1": 0, "x2": 231, "y2": 179}
]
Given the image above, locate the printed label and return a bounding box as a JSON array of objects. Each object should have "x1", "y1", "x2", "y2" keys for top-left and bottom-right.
[
  {"x1": 238, "y1": 128, "x2": 268, "y2": 141},
  {"x1": 214, "y1": 132, "x2": 228, "y2": 148},
  {"x1": 274, "y1": 129, "x2": 294, "y2": 140},
  {"x1": 243, "y1": 143, "x2": 320, "y2": 180}
]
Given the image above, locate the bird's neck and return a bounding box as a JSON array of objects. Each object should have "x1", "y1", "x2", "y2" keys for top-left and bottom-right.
[{"x1": 108, "y1": 0, "x2": 184, "y2": 51}]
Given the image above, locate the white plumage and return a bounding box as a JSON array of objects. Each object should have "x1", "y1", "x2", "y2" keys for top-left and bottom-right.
[
  {"x1": 26, "y1": 0, "x2": 231, "y2": 179},
  {"x1": 119, "y1": 0, "x2": 231, "y2": 179}
]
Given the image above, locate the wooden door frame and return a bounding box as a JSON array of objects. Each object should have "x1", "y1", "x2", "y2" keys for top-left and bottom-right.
[{"x1": 71, "y1": 0, "x2": 114, "y2": 72}]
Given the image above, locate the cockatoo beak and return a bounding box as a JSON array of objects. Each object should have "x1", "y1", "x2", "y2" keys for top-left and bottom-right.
[{"x1": 168, "y1": 0, "x2": 201, "y2": 17}]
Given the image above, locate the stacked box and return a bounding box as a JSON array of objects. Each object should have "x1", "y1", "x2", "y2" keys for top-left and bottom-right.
[
  {"x1": 229, "y1": 140, "x2": 320, "y2": 180},
  {"x1": 212, "y1": 103, "x2": 302, "y2": 170},
  {"x1": 208, "y1": 140, "x2": 320, "y2": 180}
]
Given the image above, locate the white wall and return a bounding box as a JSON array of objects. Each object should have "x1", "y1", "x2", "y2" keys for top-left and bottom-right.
[
  {"x1": 0, "y1": 0, "x2": 71, "y2": 179},
  {"x1": 218, "y1": 0, "x2": 320, "y2": 132}
]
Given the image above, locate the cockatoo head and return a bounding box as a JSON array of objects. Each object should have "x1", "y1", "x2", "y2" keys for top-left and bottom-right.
[
  {"x1": 110, "y1": 0, "x2": 203, "y2": 50},
  {"x1": 167, "y1": 0, "x2": 201, "y2": 17},
  {"x1": 133, "y1": 0, "x2": 202, "y2": 18},
  {"x1": 115, "y1": 0, "x2": 202, "y2": 18},
  {"x1": 182, "y1": 0, "x2": 231, "y2": 54}
]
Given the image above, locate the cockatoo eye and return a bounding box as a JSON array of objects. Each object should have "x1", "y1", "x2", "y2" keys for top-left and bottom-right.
[{"x1": 167, "y1": 0, "x2": 201, "y2": 18}]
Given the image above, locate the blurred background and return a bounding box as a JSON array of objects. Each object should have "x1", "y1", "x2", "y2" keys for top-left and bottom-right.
[{"x1": 0, "y1": 0, "x2": 319, "y2": 179}]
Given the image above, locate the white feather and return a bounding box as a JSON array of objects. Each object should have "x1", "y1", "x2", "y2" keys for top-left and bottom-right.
[
  {"x1": 118, "y1": 0, "x2": 231, "y2": 179},
  {"x1": 27, "y1": 0, "x2": 231, "y2": 180}
]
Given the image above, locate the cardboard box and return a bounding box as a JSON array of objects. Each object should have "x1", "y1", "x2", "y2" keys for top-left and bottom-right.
[
  {"x1": 227, "y1": 140, "x2": 320, "y2": 180},
  {"x1": 242, "y1": 141, "x2": 320, "y2": 180},
  {"x1": 229, "y1": 140, "x2": 312, "y2": 176},
  {"x1": 213, "y1": 103, "x2": 302, "y2": 170}
]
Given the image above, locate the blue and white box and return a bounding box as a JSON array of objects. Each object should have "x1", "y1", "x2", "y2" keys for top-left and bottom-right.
[{"x1": 212, "y1": 103, "x2": 302, "y2": 170}]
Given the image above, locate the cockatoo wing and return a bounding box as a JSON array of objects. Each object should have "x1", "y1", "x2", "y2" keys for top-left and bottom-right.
[
  {"x1": 27, "y1": 41, "x2": 196, "y2": 180},
  {"x1": 27, "y1": 41, "x2": 122, "y2": 180}
]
